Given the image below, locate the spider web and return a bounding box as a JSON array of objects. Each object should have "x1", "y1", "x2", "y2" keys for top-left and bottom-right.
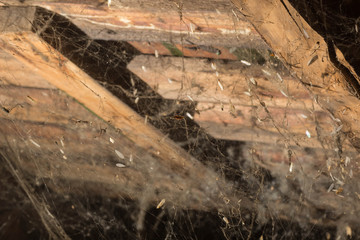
[{"x1": 0, "y1": 1, "x2": 359, "y2": 239}]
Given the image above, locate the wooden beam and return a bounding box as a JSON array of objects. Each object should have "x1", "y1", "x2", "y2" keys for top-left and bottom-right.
[
  {"x1": 0, "y1": 118, "x2": 204, "y2": 208},
  {"x1": 128, "y1": 55, "x2": 319, "y2": 110},
  {"x1": 0, "y1": 6, "x2": 54, "y2": 89},
  {"x1": 1, "y1": 1, "x2": 266, "y2": 47},
  {"x1": 0, "y1": 32, "x2": 252, "y2": 211},
  {"x1": 0, "y1": 85, "x2": 87, "y2": 124},
  {"x1": 0, "y1": 47, "x2": 55, "y2": 89},
  {"x1": 231, "y1": 0, "x2": 360, "y2": 152},
  {"x1": 198, "y1": 120, "x2": 324, "y2": 148},
  {"x1": 194, "y1": 102, "x2": 341, "y2": 148},
  {"x1": 196, "y1": 103, "x2": 330, "y2": 135}
]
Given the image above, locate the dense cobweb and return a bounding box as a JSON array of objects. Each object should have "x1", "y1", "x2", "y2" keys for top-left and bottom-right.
[{"x1": 1, "y1": 1, "x2": 360, "y2": 240}]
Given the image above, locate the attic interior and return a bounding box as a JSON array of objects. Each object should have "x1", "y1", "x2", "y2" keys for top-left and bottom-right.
[{"x1": 0, "y1": 0, "x2": 360, "y2": 239}]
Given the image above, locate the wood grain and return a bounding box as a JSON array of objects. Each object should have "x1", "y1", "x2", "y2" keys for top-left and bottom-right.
[
  {"x1": 0, "y1": 32, "x2": 251, "y2": 211},
  {"x1": 194, "y1": 102, "x2": 338, "y2": 148},
  {"x1": 231, "y1": 0, "x2": 360, "y2": 152},
  {"x1": 128, "y1": 55, "x2": 320, "y2": 110},
  {"x1": 1, "y1": 0, "x2": 266, "y2": 47}
]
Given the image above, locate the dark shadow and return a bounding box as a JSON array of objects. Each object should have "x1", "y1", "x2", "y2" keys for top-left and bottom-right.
[{"x1": 288, "y1": 0, "x2": 360, "y2": 77}]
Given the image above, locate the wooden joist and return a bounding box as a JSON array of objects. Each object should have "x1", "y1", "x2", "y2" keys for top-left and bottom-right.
[
  {"x1": 1, "y1": 1, "x2": 266, "y2": 48},
  {"x1": 196, "y1": 103, "x2": 329, "y2": 136}
]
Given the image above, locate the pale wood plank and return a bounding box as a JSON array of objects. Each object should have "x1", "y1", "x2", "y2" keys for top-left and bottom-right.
[
  {"x1": 0, "y1": 85, "x2": 95, "y2": 124},
  {"x1": 196, "y1": 102, "x2": 353, "y2": 148},
  {"x1": 0, "y1": 45, "x2": 56, "y2": 89},
  {"x1": 195, "y1": 102, "x2": 334, "y2": 141},
  {"x1": 0, "y1": 6, "x2": 35, "y2": 33},
  {"x1": 128, "y1": 55, "x2": 320, "y2": 110},
  {"x1": 198, "y1": 121, "x2": 323, "y2": 148},
  {"x1": 0, "y1": 118, "x2": 196, "y2": 208}
]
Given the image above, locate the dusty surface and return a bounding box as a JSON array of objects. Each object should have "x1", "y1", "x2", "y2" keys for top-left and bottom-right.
[{"x1": 1, "y1": 1, "x2": 360, "y2": 239}]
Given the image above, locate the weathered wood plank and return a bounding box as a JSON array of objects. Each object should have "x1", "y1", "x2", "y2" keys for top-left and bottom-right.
[
  {"x1": 241, "y1": 141, "x2": 360, "y2": 226},
  {"x1": 0, "y1": 118, "x2": 206, "y2": 209},
  {"x1": 198, "y1": 121, "x2": 324, "y2": 148},
  {"x1": 239, "y1": 141, "x2": 357, "y2": 177},
  {"x1": 195, "y1": 102, "x2": 339, "y2": 148},
  {"x1": 0, "y1": 82, "x2": 231, "y2": 209},
  {"x1": 0, "y1": 48, "x2": 56, "y2": 89},
  {"x1": 128, "y1": 55, "x2": 320, "y2": 110},
  {"x1": 0, "y1": 6, "x2": 36, "y2": 33},
  {"x1": 231, "y1": 0, "x2": 360, "y2": 152},
  {"x1": 0, "y1": 32, "x2": 250, "y2": 211},
  {"x1": 1, "y1": 1, "x2": 266, "y2": 47},
  {"x1": 0, "y1": 85, "x2": 96, "y2": 124}
]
